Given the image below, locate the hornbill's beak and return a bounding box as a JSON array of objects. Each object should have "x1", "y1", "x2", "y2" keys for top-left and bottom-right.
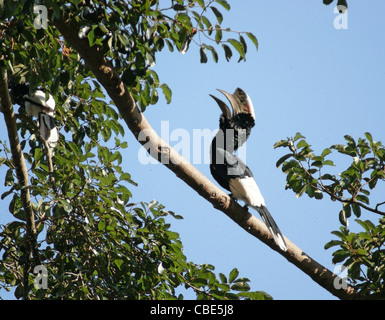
[
  {"x1": 210, "y1": 88, "x2": 255, "y2": 120},
  {"x1": 209, "y1": 93, "x2": 232, "y2": 119}
]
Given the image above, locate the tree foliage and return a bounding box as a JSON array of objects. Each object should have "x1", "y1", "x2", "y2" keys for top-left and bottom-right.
[
  {"x1": 274, "y1": 133, "x2": 385, "y2": 296},
  {"x1": 0, "y1": 0, "x2": 266, "y2": 300},
  {"x1": 1, "y1": 0, "x2": 382, "y2": 300}
]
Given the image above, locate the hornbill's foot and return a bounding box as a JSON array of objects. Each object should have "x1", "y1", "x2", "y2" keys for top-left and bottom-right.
[{"x1": 228, "y1": 193, "x2": 237, "y2": 201}]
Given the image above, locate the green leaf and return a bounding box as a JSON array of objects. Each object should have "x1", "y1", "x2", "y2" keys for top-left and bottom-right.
[
  {"x1": 273, "y1": 140, "x2": 290, "y2": 149},
  {"x1": 219, "y1": 272, "x2": 227, "y2": 284},
  {"x1": 118, "y1": 33, "x2": 134, "y2": 52},
  {"x1": 356, "y1": 219, "x2": 373, "y2": 232},
  {"x1": 321, "y1": 148, "x2": 332, "y2": 157},
  {"x1": 323, "y1": 160, "x2": 335, "y2": 166},
  {"x1": 276, "y1": 153, "x2": 292, "y2": 168},
  {"x1": 176, "y1": 13, "x2": 192, "y2": 31},
  {"x1": 356, "y1": 248, "x2": 368, "y2": 256},
  {"x1": 114, "y1": 259, "x2": 124, "y2": 270},
  {"x1": 324, "y1": 240, "x2": 342, "y2": 250},
  {"x1": 195, "y1": 0, "x2": 205, "y2": 8},
  {"x1": 222, "y1": 44, "x2": 232, "y2": 61},
  {"x1": 331, "y1": 230, "x2": 345, "y2": 239},
  {"x1": 168, "y1": 211, "x2": 184, "y2": 220},
  {"x1": 215, "y1": 0, "x2": 230, "y2": 10},
  {"x1": 364, "y1": 132, "x2": 373, "y2": 143},
  {"x1": 344, "y1": 135, "x2": 356, "y2": 146},
  {"x1": 352, "y1": 203, "x2": 361, "y2": 218},
  {"x1": 204, "y1": 45, "x2": 218, "y2": 62},
  {"x1": 87, "y1": 27, "x2": 95, "y2": 46},
  {"x1": 293, "y1": 132, "x2": 305, "y2": 141},
  {"x1": 201, "y1": 15, "x2": 212, "y2": 30},
  {"x1": 311, "y1": 160, "x2": 323, "y2": 168},
  {"x1": 314, "y1": 189, "x2": 323, "y2": 199},
  {"x1": 339, "y1": 209, "x2": 347, "y2": 226},
  {"x1": 1, "y1": 187, "x2": 14, "y2": 200},
  {"x1": 160, "y1": 84, "x2": 172, "y2": 104},
  {"x1": 295, "y1": 185, "x2": 306, "y2": 198},
  {"x1": 192, "y1": 277, "x2": 208, "y2": 287},
  {"x1": 356, "y1": 194, "x2": 369, "y2": 204},
  {"x1": 231, "y1": 281, "x2": 250, "y2": 292},
  {"x1": 200, "y1": 46, "x2": 208, "y2": 63},
  {"x1": 343, "y1": 203, "x2": 351, "y2": 218},
  {"x1": 246, "y1": 32, "x2": 258, "y2": 51},
  {"x1": 145, "y1": 52, "x2": 155, "y2": 67},
  {"x1": 165, "y1": 39, "x2": 174, "y2": 52},
  {"x1": 229, "y1": 268, "x2": 239, "y2": 283},
  {"x1": 58, "y1": 199, "x2": 73, "y2": 213},
  {"x1": 332, "y1": 249, "x2": 349, "y2": 264},
  {"x1": 239, "y1": 35, "x2": 247, "y2": 55},
  {"x1": 321, "y1": 173, "x2": 335, "y2": 181},
  {"x1": 227, "y1": 38, "x2": 245, "y2": 60},
  {"x1": 296, "y1": 139, "x2": 309, "y2": 148},
  {"x1": 282, "y1": 159, "x2": 299, "y2": 173},
  {"x1": 215, "y1": 26, "x2": 222, "y2": 43},
  {"x1": 238, "y1": 291, "x2": 272, "y2": 300},
  {"x1": 210, "y1": 6, "x2": 223, "y2": 24},
  {"x1": 331, "y1": 144, "x2": 346, "y2": 153},
  {"x1": 172, "y1": 3, "x2": 186, "y2": 11}
]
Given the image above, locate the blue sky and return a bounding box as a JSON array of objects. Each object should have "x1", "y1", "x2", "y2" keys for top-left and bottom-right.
[{"x1": 1, "y1": 1, "x2": 385, "y2": 300}]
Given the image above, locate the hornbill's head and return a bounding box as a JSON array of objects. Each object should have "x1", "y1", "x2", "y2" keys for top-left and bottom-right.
[
  {"x1": 210, "y1": 88, "x2": 255, "y2": 150},
  {"x1": 9, "y1": 81, "x2": 29, "y2": 107},
  {"x1": 210, "y1": 87, "x2": 255, "y2": 125},
  {"x1": 9, "y1": 81, "x2": 55, "y2": 115}
]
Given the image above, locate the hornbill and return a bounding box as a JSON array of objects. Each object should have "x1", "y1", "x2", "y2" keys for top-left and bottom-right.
[
  {"x1": 9, "y1": 82, "x2": 58, "y2": 147},
  {"x1": 210, "y1": 88, "x2": 287, "y2": 251}
]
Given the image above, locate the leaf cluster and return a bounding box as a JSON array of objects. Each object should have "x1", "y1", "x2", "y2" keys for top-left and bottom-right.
[
  {"x1": 0, "y1": 0, "x2": 265, "y2": 300},
  {"x1": 1, "y1": 83, "x2": 267, "y2": 299},
  {"x1": 174, "y1": 264, "x2": 272, "y2": 300},
  {"x1": 274, "y1": 132, "x2": 385, "y2": 297},
  {"x1": 325, "y1": 218, "x2": 385, "y2": 296},
  {"x1": 1, "y1": 0, "x2": 257, "y2": 112},
  {"x1": 274, "y1": 132, "x2": 385, "y2": 225},
  {"x1": 1, "y1": 125, "x2": 268, "y2": 299}
]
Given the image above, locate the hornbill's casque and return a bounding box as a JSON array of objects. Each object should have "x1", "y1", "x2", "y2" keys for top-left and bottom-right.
[
  {"x1": 9, "y1": 82, "x2": 58, "y2": 147},
  {"x1": 210, "y1": 88, "x2": 287, "y2": 251}
]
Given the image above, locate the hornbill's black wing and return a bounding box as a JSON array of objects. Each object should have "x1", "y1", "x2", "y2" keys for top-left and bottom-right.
[{"x1": 210, "y1": 148, "x2": 287, "y2": 251}]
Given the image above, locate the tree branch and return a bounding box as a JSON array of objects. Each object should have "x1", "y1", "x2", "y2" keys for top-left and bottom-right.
[
  {"x1": 53, "y1": 15, "x2": 362, "y2": 299},
  {"x1": 0, "y1": 68, "x2": 40, "y2": 298}
]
